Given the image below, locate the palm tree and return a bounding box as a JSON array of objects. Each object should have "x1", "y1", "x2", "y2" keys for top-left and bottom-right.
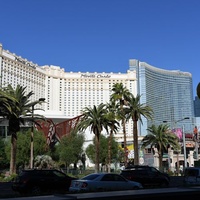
[
  {"x1": 110, "y1": 83, "x2": 131, "y2": 167},
  {"x1": 125, "y1": 93, "x2": 153, "y2": 165},
  {"x1": 0, "y1": 92, "x2": 17, "y2": 117},
  {"x1": 141, "y1": 124, "x2": 180, "y2": 171},
  {"x1": 105, "y1": 100, "x2": 119, "y2": 172},
  {"x1": 77, "y1": 103, "x2": 109, "y2": 173},
  {"x1": 0, "y1": 84, "x2": 45, "y2": 174}
]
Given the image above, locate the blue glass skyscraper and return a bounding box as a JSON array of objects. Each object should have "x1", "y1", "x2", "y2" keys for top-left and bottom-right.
[
  {"x1": 194, "y1": 96, "x2": 200, "y2": 117},
  {"x1": 129, "y1": 59, "x2": 194, "y2": 136}
]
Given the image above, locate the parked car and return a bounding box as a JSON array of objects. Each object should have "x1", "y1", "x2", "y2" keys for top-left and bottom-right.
[
  {"x1": 12, "y1": 169, "x2": 77, "y2": 196},
  {"x1": 69, "y1": 172, "x2": 143, "y2": 193},
  {"x1": 184, "y1": 167, "x2": 200, "y2": 186},
  {"x1": 120, "y1": 165, "x2": 170, "y2": 188}
]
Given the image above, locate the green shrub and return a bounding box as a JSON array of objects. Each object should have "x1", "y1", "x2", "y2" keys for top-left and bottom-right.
[{"x1": 0, "y1": 173, "x2": 17, "y2": 182}]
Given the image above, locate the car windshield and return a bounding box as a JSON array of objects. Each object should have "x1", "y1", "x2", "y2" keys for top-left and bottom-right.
[{"x1": 81, "y1": 174, "x2": 100, "y2": 180}]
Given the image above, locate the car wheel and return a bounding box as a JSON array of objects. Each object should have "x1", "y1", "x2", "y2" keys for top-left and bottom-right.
[{"x1": 30, "y1": 186, "x2": 41, "y2": 196}]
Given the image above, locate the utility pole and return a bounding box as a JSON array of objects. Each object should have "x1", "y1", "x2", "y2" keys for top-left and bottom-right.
[{"x1": 30, "y1": 98, "x2": 45, "y2": 169}]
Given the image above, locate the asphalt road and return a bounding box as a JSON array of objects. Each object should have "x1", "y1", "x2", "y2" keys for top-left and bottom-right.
[
  {"x1": 0, "y1": 176, "x2": 185, "y2": 199},
  {"x1": 2, "y1": 187, "x2": 200, "y2": 200}
]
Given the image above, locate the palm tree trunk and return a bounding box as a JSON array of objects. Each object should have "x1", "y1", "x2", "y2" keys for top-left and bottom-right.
[
  {"x1": 95, "y1": 133, "x2": 100, "y2": 173},
  {"x1": 122, "y1": 119, "x2": 128, "y2": 167},
  {"x1": 10, "y1": 133, "x2": 17, "y2": 174},
  {"x1": 108, "y1": 127, "x2": 113, "y2": 173},
  {"x1": 133, "y1": 120, "x2": 139, "y2": 165},
  {"x1": 177, "y1": 152, "x2": 180, "y2": 175},
  {"x1": 159, "y1": 151, "x2": 163, "y2": 171}
]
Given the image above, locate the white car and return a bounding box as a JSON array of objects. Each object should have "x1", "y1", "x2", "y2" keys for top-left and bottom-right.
[{"x1": 69, "y1": 172, "x2": 143, "y2": 193}]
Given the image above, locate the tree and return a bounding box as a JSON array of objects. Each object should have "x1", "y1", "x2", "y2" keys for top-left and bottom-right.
[
  {"x1": 5, "y1": 130, "x2": 47, "y2": 170},
  {"x1": 0, "y1": 91, "x2": 17, "y2": 117},
  {"x1": 141, "y1": 124, "x2": 180, "y2": 171},
  {"x1": 77, "y1": 103, "x2": 109, "y2": 173},
  {"x1": 125, "y1": 93, "x2": 153, "y2": 165},
  {"x1": 86, "y1": 134, "x2": 120, "y2": 171},
  {"x1": 0, "y1": 84, "x2": 45, "y2": 174},
  {"x1": 110, "y1": 83, "x2": 131, "y2": 167},
  {"x1": 85, "y1": 144, "x2": 95, "y2": 165},
  {"x1": 56, "y1": 131, "x2": 85, "y2": 169},
  {"x1": 105, "y1": 100, "x2": 119, "y2": 172},
  {"x1": 0, "y1": 137, "x2": 9, "y2": 169}
]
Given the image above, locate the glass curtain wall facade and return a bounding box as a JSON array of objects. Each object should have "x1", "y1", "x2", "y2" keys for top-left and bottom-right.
[
  {"x1": 194, "y1": 96, "x2": 200, "y2": 117},
  {"x1": 129, "y1": 59, "x2": 194, "y2": 135}
]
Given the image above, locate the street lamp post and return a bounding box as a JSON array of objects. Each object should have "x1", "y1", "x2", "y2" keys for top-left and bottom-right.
[
  {"x1": 163, "y1": 117, "x2": 189, "y2": 172},
  {"x1": 30, "y1": 98, "x2": 45, "y2": 169},
  {"x1": 176, "y1": 150, "x2": 180, "y2": 175},
  {"x1": 175, "y1": 117, "x2": 189, "y2": 169},
  {"x1": 182, "y1": 124, "x2": 187, "y2": 168}
]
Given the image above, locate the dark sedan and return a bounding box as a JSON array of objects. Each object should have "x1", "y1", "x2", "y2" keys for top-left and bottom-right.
[{"x1": 12, "y1": 169, "x2": 77, "y2": 196}]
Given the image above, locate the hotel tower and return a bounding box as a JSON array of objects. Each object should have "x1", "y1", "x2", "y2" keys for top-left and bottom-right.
[{"x1": 0, "y1": 43, "x2": 194, "y2": 147}]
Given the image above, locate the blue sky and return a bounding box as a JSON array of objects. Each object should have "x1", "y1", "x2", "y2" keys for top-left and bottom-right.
[{"x1": 0, "y1": 0, "x2": 199, "y2": 98}]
